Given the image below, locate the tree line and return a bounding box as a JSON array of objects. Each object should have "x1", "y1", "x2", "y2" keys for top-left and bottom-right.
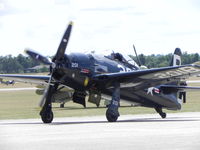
[
  {"x1": 132, "y1": 52, "x2": 199, "y2": 68},
  {"x1": 0, "y1": 54, "x2": 43, "y2": 73},
  {"x1": 0, "y1": 52, "x2": 199, "y2": 73}
]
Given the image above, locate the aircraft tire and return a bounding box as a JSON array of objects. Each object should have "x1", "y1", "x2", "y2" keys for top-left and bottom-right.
[
  {"x1": 41, "y1": 111, "x2": 54, "y2": 123},
  {"x1": 161, "y1": 112, "x2": 166, "y2": 119},
  {"x1": 106, "y1": 108, "x2": 119, "y2": 122}
]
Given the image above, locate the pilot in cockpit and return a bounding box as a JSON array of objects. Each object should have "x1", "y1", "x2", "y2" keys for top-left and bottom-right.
[
  {"x1": 111, "y1": 52, "x2": 124, "y2": 62},
  {"x1": 106, "y1": 51, "x2": 140, "y2": 69}
]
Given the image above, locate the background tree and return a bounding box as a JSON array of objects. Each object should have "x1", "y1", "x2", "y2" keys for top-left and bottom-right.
[{"x1": 0, "y1": 52, "x2": 199, "y2": 73}]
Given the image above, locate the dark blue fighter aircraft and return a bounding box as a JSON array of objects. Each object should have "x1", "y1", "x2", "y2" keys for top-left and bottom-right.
[{"x1": 1, "y1": 21, "x2": 200, "y2": 123}]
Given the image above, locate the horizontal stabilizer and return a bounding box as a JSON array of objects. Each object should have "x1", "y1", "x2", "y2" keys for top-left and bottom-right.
[{"x1": 160, "y1": 85, "x2": 200, "y2": 91}]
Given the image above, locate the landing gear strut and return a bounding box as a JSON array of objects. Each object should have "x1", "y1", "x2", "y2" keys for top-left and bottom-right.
[
  {"x1": 155, "y1": 107, "x2": 167, "y2": 119},
  {"x1": 60, "y1": 102, "x2": 65, "y2": 108},
  {"x1": 40, "y1": 85, "x2": 54, "y2": 123},
  {"x1": 106, "y1": 82, "x2": 120, "y2": 122}
]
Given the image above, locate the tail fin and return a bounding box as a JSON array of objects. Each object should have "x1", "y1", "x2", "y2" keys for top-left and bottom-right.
[{"x1": 170, "y1": 48, "x2": 182, "y2": 66}]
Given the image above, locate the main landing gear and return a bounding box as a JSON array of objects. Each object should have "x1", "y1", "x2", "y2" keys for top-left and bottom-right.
[
  {"x1": 40, "y1": 85, "x2": 54, "y2": 123},
  {"x1": 106, "y1": 82, "x2": 120, "y2": 122},
  {"x1": 41, "y1": 109, "x2": 54, "y2": 123},
  {"x1": 155, "y1": 107, "x2": 167, "y2": 119}
]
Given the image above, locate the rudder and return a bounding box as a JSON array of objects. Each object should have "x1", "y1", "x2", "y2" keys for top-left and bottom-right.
[{"x1": 170, "y1": 48, "x2": 182, "y2": 66}]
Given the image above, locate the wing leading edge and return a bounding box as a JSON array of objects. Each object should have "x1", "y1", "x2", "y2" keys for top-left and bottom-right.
[{"x1": 0, "y1": 74, "x2": 50, "y2": 85}]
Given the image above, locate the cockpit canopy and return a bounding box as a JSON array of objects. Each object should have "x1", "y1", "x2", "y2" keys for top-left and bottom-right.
[{"x1": 105, "y1": 51, "x2": 139, "y2": 68}]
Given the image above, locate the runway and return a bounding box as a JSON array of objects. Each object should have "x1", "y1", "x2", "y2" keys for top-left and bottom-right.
[
  {"x1": 0, "y1": 112, "x2": 200, "y2": 150},
  {"x1": 0, "y1": 87, "x2": 37, "y2": 91}
]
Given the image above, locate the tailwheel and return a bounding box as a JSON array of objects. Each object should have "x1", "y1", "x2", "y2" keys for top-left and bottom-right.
[
  {"x1": 155, "y1": 107, "x2": 167, "y2": 119},
  {"x1": 106, "y1": 108, "x2": 119, "y2": 122},
  {"x1": 41, "y1": 111, "x2": 54, "y2": 123},
  {"x1": 160, "y1": 112, "x2": 166, "y2": 118}
]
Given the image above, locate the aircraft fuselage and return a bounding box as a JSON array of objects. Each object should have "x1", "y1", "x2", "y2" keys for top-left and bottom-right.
[{"x1": 53, "y1": 53, "x2": 181, "y2": 110}]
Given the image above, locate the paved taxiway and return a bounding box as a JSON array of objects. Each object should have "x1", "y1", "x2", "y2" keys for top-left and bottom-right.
[
  {"x1": 0, "y1": 112, "x2": 200, "y2": 150},
  {"x1": 0, "y1": 87, "x2": 37, "y2": 91}
]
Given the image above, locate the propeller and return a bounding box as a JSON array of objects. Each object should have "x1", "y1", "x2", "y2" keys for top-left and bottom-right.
[{"x1": 25, "y1": 21, "x2": 73, "y2": 107}]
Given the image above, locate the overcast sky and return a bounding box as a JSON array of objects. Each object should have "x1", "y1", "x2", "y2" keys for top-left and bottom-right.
[{"x1": 0, "y1": 0, "x2": 200, "y2": 56}]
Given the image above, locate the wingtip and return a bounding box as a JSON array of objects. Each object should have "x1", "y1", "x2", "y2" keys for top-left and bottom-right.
[{"x1": 69, "y1": 21, "x2": 73, "y2": 26}]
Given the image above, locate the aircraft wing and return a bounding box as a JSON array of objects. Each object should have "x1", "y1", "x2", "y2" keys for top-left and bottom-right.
[
  {"x1": 0, "y1": 74, "x2": 50, "y2": 85},
  {"x1": 1, "y1": 65, "x2": 200, "y2": 89},
  {"x1": 93, "y1": 64, "x2": 200, "y2": 88}
]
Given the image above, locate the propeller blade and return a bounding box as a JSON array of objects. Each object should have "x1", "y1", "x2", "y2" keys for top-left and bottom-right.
[
  {"x1": 55, "y1": 21, "x2": 73, "y2": 61},
  {"x1": 25, "y1": 49, "x2": 52, "y2": 65},
  {"x1": 39, "y1": 86, "x2": 49, "y2": 107},
  {"x1": 39, "y1": 74, "x2": 53, "y2": 107}
]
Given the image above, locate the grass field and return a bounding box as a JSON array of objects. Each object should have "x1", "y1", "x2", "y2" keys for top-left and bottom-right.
[{"x1": 0, "y1": 78, "x2": 200, "y2": 120}]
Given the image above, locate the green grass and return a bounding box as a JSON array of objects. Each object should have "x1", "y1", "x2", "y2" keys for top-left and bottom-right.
[
  {"x1": 0, "y1": 82, "x2": 35, "y2": 88},
  {"x1": 0, "y1": 91, "x2": 40, "y2": 119},
  {"x1": 0, "y1": 84, "x2": 200, "y2": 120}
]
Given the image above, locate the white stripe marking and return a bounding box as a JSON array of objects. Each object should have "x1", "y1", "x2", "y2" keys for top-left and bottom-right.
[{"x1": 0, "y1": 88, "x2": 37, "y2": 91}]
